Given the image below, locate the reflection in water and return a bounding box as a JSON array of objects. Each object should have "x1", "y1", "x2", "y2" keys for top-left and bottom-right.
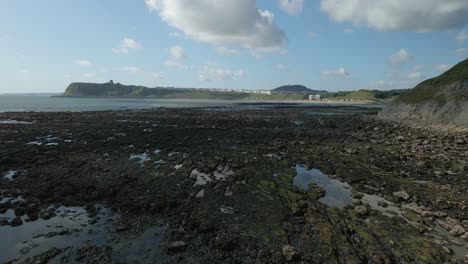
[
  {"x1": 0, "y1": 205, "x2": 118, "y2": 263},
  {"x1": 293, "y1": 165, "x2": 352, "y2": 208}
]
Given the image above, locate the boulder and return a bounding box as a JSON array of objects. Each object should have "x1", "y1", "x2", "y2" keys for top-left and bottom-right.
[{"x1": 282, "y1": 245, "x2": 300, "y2": 261}]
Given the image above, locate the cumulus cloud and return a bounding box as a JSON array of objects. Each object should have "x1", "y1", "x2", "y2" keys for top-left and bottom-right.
[
  {"x1": 278, "y1": 0, "x2": 304, "y2": 16},
  {"x1": 320, "y1": 0, "x2": 468, "y2": 32},
  {"x1": 145, "y1": 0, "x2": 286, "y2": 53},
  {"x1": 74, "y1": 59, "x2": 92, "y2": 66},
  {"x1": 216, "y1": 46, "x2": 239, "y2": 55},
  {"x1": 321, "y1": 67, "x2": 350, "y2": 78},
  {"x1": 456, "y1": 30, "x2": 468, "y2": 43},
  {"x1": 112, "y1": 38, "x2": 143, "y2": 54},
  {"x1": 169, "y1": 45, "x2": 186, "y2": 60},
  {"x1": 434, "y1": 64, "x2": 453, "y2": 72},
  {"x1": 199, "y1": 66, "x2": 244, "y2": 81},
  {"x1": 121, "y1": 66, "x2": 141, "y2": 73},
  {"x1": 388, "y1": 49, "x2": 412, "y2": 65}
]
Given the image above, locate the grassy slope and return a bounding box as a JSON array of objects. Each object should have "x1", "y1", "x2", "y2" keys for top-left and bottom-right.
[
  {"x1": 397, "y1": 58, "x2": 468, "y2": 104},
  {"x1": 322, "y1": 89, "x2": 407, "y2": 101}
]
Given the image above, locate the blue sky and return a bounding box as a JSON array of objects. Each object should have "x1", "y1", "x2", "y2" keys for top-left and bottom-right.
[{"x1": 1, "y1": 0, "x2": 467, "y2": 93}]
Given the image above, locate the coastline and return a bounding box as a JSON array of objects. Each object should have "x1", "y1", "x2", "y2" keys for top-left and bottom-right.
[{"x1": 1, "y1": 105, "x2": 467, "y2": 262}]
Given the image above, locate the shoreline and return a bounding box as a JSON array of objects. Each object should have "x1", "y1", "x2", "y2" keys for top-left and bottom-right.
[{"x1": 1, "y1": 106, "x2": 466, "y2": 262}]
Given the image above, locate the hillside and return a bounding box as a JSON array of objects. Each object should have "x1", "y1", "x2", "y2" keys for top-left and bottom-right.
[
  {"x1": 61, "y1": 82, "x2": 309, "y2": 100},
  {"x1": 272, "y1": 85, "x2": 326, "y2": 94},
  {"x1": 322, "y1": 89, "x2": 407, "y2": 102},
  {"x1": 380, "y1": 58, "x2": 468, "y2": 125}
]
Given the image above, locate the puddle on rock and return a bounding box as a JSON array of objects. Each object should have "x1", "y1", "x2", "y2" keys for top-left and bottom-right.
[
  {"x1": 431, "y1": 224, "x2": 468, "y2": 260},
  {"x1": 294, "y1": 165, "x2": 352, "y2": 208},
  {"x1": 0, "y1": 205, "x2": 118, "y2": 263}
]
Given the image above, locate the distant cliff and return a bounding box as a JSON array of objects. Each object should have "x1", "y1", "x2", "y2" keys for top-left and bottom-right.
[
  {"x1": 380, "y1": 59, "x2": 468, "y2": 125},
  {"x1": 61, "y1": 82, "x2": 308, "y2": 100}
]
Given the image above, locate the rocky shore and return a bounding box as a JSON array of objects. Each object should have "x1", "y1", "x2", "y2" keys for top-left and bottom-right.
[{"x1": 1, "y1": 105, "x2": 467, "y2": 263}]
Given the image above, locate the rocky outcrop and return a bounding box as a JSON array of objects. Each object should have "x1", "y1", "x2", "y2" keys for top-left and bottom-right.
[{"x1": 380, "y1": 70, "x2": 468, "y2": 125}]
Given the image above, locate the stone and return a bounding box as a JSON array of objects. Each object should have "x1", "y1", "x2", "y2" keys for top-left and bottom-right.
[
  {"x1": 10, "y1": 216, "x2": 23, "y2": 227},
  {"x1": 449, "y1": 225, "x2": 465, "y2": 237},
  {"x1": 167, "y1": 241, "x2": 187, "y2": 253},
  {"x1": 377, "y1": 201, "x2": 388, "y2": 208},
  {"x1": 0, "y1": 217, "x2": 9, "y2": 226},
  {"x1": 354, "y1": 205, "x2": 369, "y2": 217},
  {"x1": 14, "y1": 207, "x2": 26, "y2": 216},
  {"x1": 393, "y1": 190, "x2": 410, "y2": 202},
  {"x1": 282, "y1": 245, "x2": 300, "y2": 261}
]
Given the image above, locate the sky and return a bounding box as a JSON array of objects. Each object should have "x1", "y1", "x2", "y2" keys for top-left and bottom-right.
[{"x1": 1, "y1": 0, "x2": 468, "y2": 93}]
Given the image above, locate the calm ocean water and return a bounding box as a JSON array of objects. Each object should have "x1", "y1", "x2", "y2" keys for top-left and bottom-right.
[{"x1": 0, "y1": 95, "x2": 244, "y2": 112}]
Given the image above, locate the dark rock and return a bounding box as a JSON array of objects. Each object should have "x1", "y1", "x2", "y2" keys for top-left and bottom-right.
[
  {"x1": 167, "y1": 241, "x2": 187, "y2": 253},
  {"x1": 10, "y1": 216, "x2": 23, "y2": 227}
]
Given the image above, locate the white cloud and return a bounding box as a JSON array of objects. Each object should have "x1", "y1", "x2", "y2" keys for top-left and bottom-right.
[
  {"x1": 456, "y1": 30, "x2": 468, "y2": 43},
  {"x1": 307, "y1": 32, "x2": 317, "y2": 39},
  {"x1": 168, "y1": 32, "x2": 185, "y2": 39},
  {"x1": 413, "y1": 65, "x2": 425, "y2": 71},
  {"x1": 388, "y1": 49, "x2": 412, "y2": 65},
  {"x1": 405, "y1": 72, "x2": 425, "y2": 81},
  {"x1": 344, "y1": 28, "x2": 354, "y2": 33},
  {"x1": 83, "y1": 73, "x2": 96, "y2": 78},
  {"x1": 112, "y1": 38, "x2": 143, "y2": 54},
  {"x1": 216, "y1": 46, "x2": 239, "y2": 55},
  {"x1": 320, "y1": 0, "x2": 468, "y2": 32},
  {"x1": 145, "y1": 0, "x2": 158, "y2": 11},
  {"x1": 121, "y1": 66, "x2": 141, "y2": 73},
  {"x1": 146, "y1": 0, "x2": 286, "y2": 53},
  {"x1": 199, "y1": 66, "x2": 244, "y2": 81},
  {"x1": 321, "y1": 67, "x2": 350, "y2": 78},
  {"x1": 434, "y1": 64, "x2": 453, "y2": 72},
  {"x1": 278, "y1": 0, "x2": 304, "y2": 16},
  {"x1": 74, "y1": 59, "x2": 92, "y2": 66},
  {"x1": 169, "y1": 45, "x2": 186, "y2": 60}
]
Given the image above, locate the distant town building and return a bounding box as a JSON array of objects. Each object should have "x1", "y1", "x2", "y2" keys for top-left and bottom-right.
[{"x1": 309, "y1": 94, "x2": 321, "y2": 101}]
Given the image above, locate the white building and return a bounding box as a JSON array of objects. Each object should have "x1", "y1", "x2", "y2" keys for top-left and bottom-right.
[{"x1": 309, "y1": 94, "x2": 321, "y2": 101}]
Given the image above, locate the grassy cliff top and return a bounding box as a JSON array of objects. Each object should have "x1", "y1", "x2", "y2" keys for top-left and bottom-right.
[
  {"x1": 421, "y1": 58, "x2": 468, "y2": 86},
  {"x1": 397, "y1": 58, "x2": 468, "y2": 104}
]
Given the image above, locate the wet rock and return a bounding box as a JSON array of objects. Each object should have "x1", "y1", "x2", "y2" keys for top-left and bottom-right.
[
  {"x1": 116, "y1": 225, "x2": 130, "y2": 232},
  {"x1": 354, "y1": 205, "x2": 369, "y2": 217},
  {"x1": 167, "y1": 241, "x2": 187, "y2": 253},
  {"x1": 377, "y1": 201, "x2": 388, "y2": 208},
  {"x1": 352, "y1": 199, "x2": 362, "y2": 205},
  {"x1": 10, "y1": 216, "x2": 23, "y2": 226},
  {"x1": 393, "y1": 190, "x2": 410, "y2": 202},
  {"x1": 0, "y1": 217, "x2": 9, "y2": 226},
  {"x1": 28, "y1": 212, "x2": 39, "y2": 221},
  {"x1": 14, "y1": 207, "x2": 26, "y2": 216},
  {"x1": 448, "y1": 225, "x2": 465, "y2": 237},
  {"x1": 282, "y1": 245, "x2": 300, "y2": 261},
  {"x1": 26, "y1": 203, "x2": 39, "y2": 213}
]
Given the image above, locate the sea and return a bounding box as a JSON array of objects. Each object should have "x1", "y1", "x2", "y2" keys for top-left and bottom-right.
[
  {"x1": 0, "y1": 94, "x2": 383, "y2": 113},
  {"x1": 0, "y1": 95, "x2": 245, "y2": 112}
]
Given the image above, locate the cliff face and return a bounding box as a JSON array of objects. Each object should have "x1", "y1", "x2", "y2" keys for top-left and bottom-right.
[
  {"x1": 380, "y1": 79, "x2": 468, "y2": 125},
  {"x1": 64, "y1": 82, "x2": 146, "y2": 97}
]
